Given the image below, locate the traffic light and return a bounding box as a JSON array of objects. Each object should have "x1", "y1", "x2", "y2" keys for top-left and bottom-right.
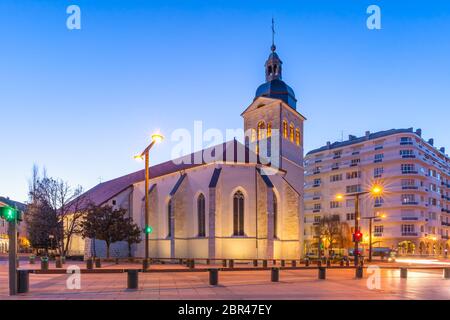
[
  {"x1": 353, "y1": 231, "x2": 363, "y2": 242},
  {"x1": 144, "y1": 225, "x2": 153, "y2": 235},
  {"x1": 0, "y1": 206, "x2": 17, "y2": 222}
]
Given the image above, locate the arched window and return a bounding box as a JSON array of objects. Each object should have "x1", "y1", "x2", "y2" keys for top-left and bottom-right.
[
  {"x1": 251, "y1": 128, "x2": 256, "y2": 142},
  {"x1": 289, "y1": 123, "x2": 295, "y2": 142},
  {"x1": 295, "y1": 128, "x2": 300, "y2": 146},
  {"x1": 167, "y1": 199, "x2": 172, "y2": 238},
  {"x1": 233, "y1": 191, "x2": 245, "y2": 236},
  {"x1": 197, "y1": 194, "x2": 206, "y2": 237},
  {"x1": 267, "y1": 122, "x2": 272, "y2": 138},
  {"x1": 282, "y1": 120, "x2": 288, "y2": 139},
  {"x1": 273, "y1": 191, "x2": 278, "y2": 239},
  {"x1": 257, "y1": 121, "x2": 266, "y2": 140}
]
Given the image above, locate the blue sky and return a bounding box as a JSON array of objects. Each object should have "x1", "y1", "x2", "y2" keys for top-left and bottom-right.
[{"x1": 1, "y1": 0, "x2": 450, "y2": 202}]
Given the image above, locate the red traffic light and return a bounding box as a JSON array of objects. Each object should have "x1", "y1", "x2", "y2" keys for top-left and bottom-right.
[{"x1": 353, "y1": 232, "x2": 363, "y2": 242}]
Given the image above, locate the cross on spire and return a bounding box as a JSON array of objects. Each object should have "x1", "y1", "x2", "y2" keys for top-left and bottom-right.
[{"x1": 271, "y1": 17, "x2": 276, "y2": 52}]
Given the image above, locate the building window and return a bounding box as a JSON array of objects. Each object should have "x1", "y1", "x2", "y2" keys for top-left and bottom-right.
[
  {"x1": 197, "y1": 194, "x2": 206, "y2": 237},
  {"x1": 331, "y1": 163, "x2": 339, "y2": 170},
  {"x1": 401, "y1": 224, "x2": 415, "y2": 234},
  {"x1": 401, "y1": 164, "x2": 416, "y2": 174},
  {"x1": 257, "y1": 121, "x2": 266, "y2": 140},
  {"x1": 346, "y1": 213, "x2": 355, "y2": 221},
  {"x1": 330, "y1": 174, "x2": 343, "y2": 182},
  {"x1": 400, "y1": 149, "x2": 415, "y2": 158},
  {"x1": 267, "y1": 122, "x2": 272, "y2": 137},
  {"x1": 401, "y1": 194, "x2": 416, "y2": 205},
  {"x1": 313, "y1": 178, "x2": 321, "y2": 187},
  {"x1": 333, "y1": 150, "x2": 342, "y2": 159},
  {"x1": 283, "y1": 121, "x2": 288, "y2": 139},
  {"x1": 273, "y1": 192, "x2": 278, "y2": 239},
  {"x1": 374, "y1": 196, "x2": 384, "y2": 207},
  {"x1": 374, "y1": 167, "x2": 384, "y2": 178},
  {"x1": 289, "y1": 123, "x2": 295, "y2": 142},
  {"x1": 251, "y1": 128, "x2": 256, "y2": 142},
  {"x1": 374, "y1": 153, "x2": 384, "y2": 163},
  {"x1": 400, "y1": 137, "x2": 413, "y2": 145},
  {"x1": 350, "y1": 159, "x2": 360, "y2": 167},
  {"x1": 346, "y1": 184, "x2": 361, "y2": 193},
  {"x1": 330, "y1": 201, "x2": 341, "y2": 209},
  {"x1": 401, "y1": 179, "x2": 416, "y2": 189},
  {"x1": 346, "y1": 171, "x2": 361, "y2": 179},
  {"x1": 233, "y1": 191, "x2": 245, "y2": 236},
  {"x1": 295, "y1": 128, "x2": 300, "y2": 146},
  {"x1": 374, "y1": 226, "x2": 384, "y2": 233},
  {"x1": 346, "y1": 199, "x2": 355, "y2": 208},
  {"x1": 167, "y1": 199, "x2": 172, "y2": 238}
]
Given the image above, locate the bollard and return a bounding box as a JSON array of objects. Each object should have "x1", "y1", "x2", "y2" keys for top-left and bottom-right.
[
  {"x1": 95, "y1": 258, "x2": 101, "y2": 268},
  {"x1": 281, "y1": 260, "x2": 285, "y2": 267},
  {"x1": 400, "y1": 267, "x2": 408, "y2": 279},
  {"x1": 189, "y1": 259, "x2": 195, "y2": 269},
  {"x1": 228, "y1": 259, "x2": 234, "y2": 269},
  {"x1": 443, "y1": 268, "x2": 450, "y2": 279},
  {"x1": 346, "y1": 260, "x2": 350, "y2": 267},
  {"x1": 209, "y1": 268, "x2": 219, "y2": 285},
  {"x1": 143, "y1": 258, "x2": 150, "y2": 271},
  {"x1": 86, "y1": 258, "x2": 93, "y2": 270},
  {"x1": 115, "y1": 258, "x2": 119, "y2": 265},
  {"x1": 305, "y1": 259, "x2": 310, "y2": 267},
  {"x1": 340, "y1": 260, "x2": 344, "y2": 267},
  {"x1": 222, "y1": 259, "x2": 227, "y2": 268},
  {"x1": 179, "y1": 258, "x2": 183, "y2": 265},
  {"x1": 317, "y1": 260, "x2": 321, "y2": 267},
  {"x1": 127, "y1": 270, "x2": 139, "y2": 290},
  {"x1": 41, "y1": 258, "x2": 49, "y2": 271},
  {"x1": 291, "y1": 260, "x2": 297, "y2": 267},
  {"x1": 271, "y1": 267, "x2": 280, "y2": 282},
  {"x1": 253, "y1": 259, "x2": 258, "y2": 267},
  {"x1": 55, "y1": 258, "x2": 62, "y2": 268},
  {"x1": 206, "y1": 259, "x2": 210, "y2": 265},
  {"x1": 61, "y1": 256, "x2": 66, "y2": 265},
  {"x1": 318, "y1": 267, "x2": 326, "y2": 280},
  {"x1": 17, "y1": 270, "x2": 29, "y2": 294},
  {"x1": 355, "y1": 266, "x2": 364, "y2": 279},
  {"x1": 263, "y1": 260, "x2": 268, "y2": 268},
  {"x1": 326, "y1": 259, "x2": 331, "y2": 267},
  {"x1": 273, "y1": 259, "x2": 277, "y2": 266}
]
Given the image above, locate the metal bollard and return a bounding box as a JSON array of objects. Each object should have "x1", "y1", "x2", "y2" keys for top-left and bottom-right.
[
  {"x1": 305, "y1": 259, "x2": 310, "y2": 267},
  {"x1": 273, "y1": 259, "x2": 277, "y2": 265},
  {"x1": 356, "y1": 266, "x2": 364, "y2": 279},
  {"x1": 143, "y1": 258, "x2": 150, "y2": 271},
  {"x1": 206, "y1": 259, "x2": 210, "y2": 265},
  {"x1": 281, "y1": 260, "x2": 285, "y2": 267},
  {"x1": 340, "y1": 260, "x2": 344, "y2": 267},
  {"x1": 127, "y1": 270, "x2": 139, "y2": 290},
  {"x1": 443, "y1": 268, "x2": 450, "y2": 279},
  {"x1": 318, "y1": 267, "x2": 326, "y2": 279},
  {"x1": 291, "y1": 260, "x2": 297, "y2": 267},
  {"x1": 55, "y1": 258, "x2": 62, "y2": 268},
  {"x1": 41, "y1": 259, "x2": 49, "y2": 271},
  {"x1": 346, "y1": 260, "x2": 350, "y2": 267},
  {"x1": 115, "y1": 258, "x2": 119, "y2": 265},
  {"x1": 253, "y1": 259, "x2": 258, "y2": 267},
  {"x1": 209, "y1": 268, "x2": 219, "y2": 285},
  {"x1": 228, "y1": 259, "x2": 234, "y2": 269},
  {"x1": 86, "y1": 258, "x2": 93, "y2": 270},
  {"x1": 17, "y1": 270, "x2": 29, "y2": 294},
  {"x1": 263, "y1": 260, "x2": 268, "y2": 268},
  {"x1": 95, "y1": 258, "x2": 101, "y2": 268},
  {"x1": 189, "y1": 259, "x2": 195, "y2": 269},
  {"x1": 271, "y1": 267, "x2": 280, "y2": 282},
  {"x1": 400, "y1": 267, "x2": 408, "y2": 279},
  {"x1": 222, "y1": 259, "x2": 227, "y2": 267}
]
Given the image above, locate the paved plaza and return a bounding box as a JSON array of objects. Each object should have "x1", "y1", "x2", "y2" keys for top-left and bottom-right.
[{"x1": 1, "y1": 259, "x2": 450, "y2": 300}]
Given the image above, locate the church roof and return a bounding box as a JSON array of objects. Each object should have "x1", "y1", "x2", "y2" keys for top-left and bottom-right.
[
  {"x1": 69, "y1": 139, "x2": 262, "y2": 212},
  {"x1": 255, "y1": 79, "x2": 297, "y2": 109}
]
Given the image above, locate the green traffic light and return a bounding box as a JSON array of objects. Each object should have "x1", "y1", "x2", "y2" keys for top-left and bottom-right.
[
  {"x1": 0, "y1": 206, "x2": 17, "y2": 222},
  {"x1": 144, "y1": 225, "x2": 153, "y2": 234}
]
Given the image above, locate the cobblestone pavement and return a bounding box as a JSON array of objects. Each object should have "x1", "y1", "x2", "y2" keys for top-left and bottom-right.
[{"x1": 1, "y1": 260, "x2": 449, "y2": 300}]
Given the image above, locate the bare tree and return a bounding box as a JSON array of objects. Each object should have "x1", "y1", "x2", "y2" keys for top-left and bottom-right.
[{"x1": 315, "y1": 214, "x2": 350, "y2": 254}]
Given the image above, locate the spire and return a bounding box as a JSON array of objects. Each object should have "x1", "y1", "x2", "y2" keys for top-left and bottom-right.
[{"x1": 265, "y1": 18, "x2": 282, "y2": 82}]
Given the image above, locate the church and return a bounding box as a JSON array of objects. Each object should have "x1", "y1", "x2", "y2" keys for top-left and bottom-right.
[{"x1": 68, "y1": 41, "x2": 306, "y2": 260}]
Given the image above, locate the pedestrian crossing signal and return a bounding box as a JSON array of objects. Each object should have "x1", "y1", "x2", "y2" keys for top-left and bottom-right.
[{"x1": 0, "y1": 206, "x2": 19, "y2": 222}]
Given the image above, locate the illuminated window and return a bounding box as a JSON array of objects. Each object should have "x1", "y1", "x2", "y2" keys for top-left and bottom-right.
[
  {"x1": 257, "y1": 121, "x2": 266, "y2": 140},
  {"x1": 283, "y1": 121, "x2": 288, "y2": 138},
  {"x1": 289, "y1": 123, "x2": 294, "y2": 142},
  {"x1": 267, "y1": 122, "x2": 272, "y2": 137},
  {"x1": 251, "y1": 129, "x2": 256, "y2": 142},
  {"x1": 197, "y1": 194, "x2": 206, "y2": 237},
  {"x1": 233, "y1": 191, "x2": 245, "y2": 236},
  {"x1": 295, "y1": 128, "x2": 300, "y2": 146}
]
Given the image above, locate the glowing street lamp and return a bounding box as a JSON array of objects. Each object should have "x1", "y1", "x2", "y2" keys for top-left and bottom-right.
[
  {"x1": 334, "y1": 184, "x2": 384, "y2": 266},
  {"x1": 135, "y1": 131, "x2": 164, "y2": 268}
]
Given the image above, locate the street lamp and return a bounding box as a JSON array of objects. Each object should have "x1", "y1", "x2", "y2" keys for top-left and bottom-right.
[
  {"x1": 135, "y1": 132, "x2": 164, "y2": 267},
  {"x1": 335, "y1": 184, "x2": 383, "y2": 266}
]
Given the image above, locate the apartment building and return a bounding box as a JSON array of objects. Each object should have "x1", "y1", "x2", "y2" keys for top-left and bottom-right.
[{"x1": 304, "y1": 128, "x2": 450, "y2": 257}]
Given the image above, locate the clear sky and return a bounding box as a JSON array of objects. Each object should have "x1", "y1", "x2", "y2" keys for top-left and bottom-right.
[{"x1": 1, "y1": 0, "x2": 450, "y2": 202}]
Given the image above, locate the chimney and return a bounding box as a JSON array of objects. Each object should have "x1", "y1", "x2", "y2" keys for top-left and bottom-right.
[
  {"x1": 326, "y1": 141, "x2": 331, "y2": 149},
  {"x1": 428, "y1": 138, "x2": 434, "y2": 146},
  {"x1": 365, "y1": 131, "x2": 370, "y2": 140},
  {"x1": 440, "y1": 147, "x2": 445, "y2": 154},
  {"x1": 415, "y1": 128, "x2": 422, "y2": 137},
  {"x1": 348, "y1": 135, "x2": 357, "y2": 141}
]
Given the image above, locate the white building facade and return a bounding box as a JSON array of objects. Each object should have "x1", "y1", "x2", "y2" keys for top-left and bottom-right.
[{"x1": 304, "y1": 128, "x2": 450, "y2": 257}]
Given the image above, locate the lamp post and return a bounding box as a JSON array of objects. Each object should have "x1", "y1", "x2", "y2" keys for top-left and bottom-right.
[
  {"x1": 361, "y1": 215, "x2": 383, "y2": 262},
  {"x1": 135, "y1": 133, "x2": 164, "y2": 265},
  {"x1": 336, "y1": 185, "x2": 383, "y2": 266}
]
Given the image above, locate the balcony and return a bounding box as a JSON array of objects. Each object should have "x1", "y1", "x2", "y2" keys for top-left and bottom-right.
[
  {"x1": 402, "y1": 201, "x2": 419, "y2": 206},
  {"x1": 441, "y1": 221, "x2": 450, "y2": 227},
  {"x1": 401, "y1": 155, "x2": 416, "y2": 159},
  {"x1": 401, "y1": 216, "x2": 419, "y2": 221},
  {"x1": 402, "y1": 171, "x2": 418, "y2": 175},
  {"x1": 374, "y1": 159, "x2": 383, "y2": 163},
  {"x1": 400, "y1": 141, "x2": 413, "y2": 145},
  {"x1": 402, "y1": 186, "x2": 418, "y2": 190},
  {"x1": 374, "y1": 233, "x2": 383, "y2": 237},
  {"x1": 313, "y1": 209, "x2": 321, "y2": 213},
  {"x1": 401, "y1": 232, "x2": 418, "y2": 236}
]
